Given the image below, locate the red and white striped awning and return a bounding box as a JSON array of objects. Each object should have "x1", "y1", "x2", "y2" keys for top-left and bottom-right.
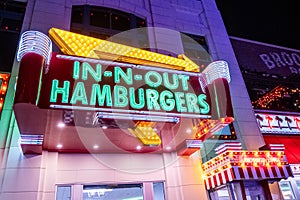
[
  {"x1": 204, "y1": 165, "x2": 293, "y2": 190},
  {"x1": 202, "y1": 142, "x2": 294, "y2": 190}
]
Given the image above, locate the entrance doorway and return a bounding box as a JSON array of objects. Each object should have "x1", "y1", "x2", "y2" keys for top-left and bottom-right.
[{"x1": 56, "y1": 182, "x2": 165, "y2": 200}]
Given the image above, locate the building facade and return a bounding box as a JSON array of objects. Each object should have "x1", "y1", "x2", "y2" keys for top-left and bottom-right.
[
  {"x1": 0, "y1": 0, "x2": 290, "y2": 200},
  {"x1": 231, "y1": 37, "x2": 300, "y2": 199}
]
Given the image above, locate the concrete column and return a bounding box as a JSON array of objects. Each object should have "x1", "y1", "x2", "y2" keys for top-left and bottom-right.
[
  {"x1": 199, "y1": 0, "x2": 265, "y2": 150},
  {"x1": 143, "y1": 182, "x2": 154, "y2": 200},
  {"x1": 72, "y1": 184, "x2": 83, "y2": 200},
  {"x1": 37, "y1": 151, "x2": 59, "y2": 200},
  {"x1": 0, "y1": 147, "x2": 43, "y2": 199},
  {"x1": 269, "y1": 182, "x2": 284, "y2": 200},
  {"x1": 163, "y1": 152, "x2": 208, "y2": 200}
]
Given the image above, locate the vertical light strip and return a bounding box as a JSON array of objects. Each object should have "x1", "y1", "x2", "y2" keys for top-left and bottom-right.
[{"x1": 0, "y1": 73, "x2": 10, "y2": 117}]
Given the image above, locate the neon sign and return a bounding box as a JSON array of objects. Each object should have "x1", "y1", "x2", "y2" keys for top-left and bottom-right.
[
  {"x1": 15, "y1": 30, "x2": 233, "y2": 123},
  {"x1": 36, "y1": 54, "x2": 210, "y2": 120},
  {"x1": 48, "y1": 28, "x2": 200, "y2": 72},
  {"x1": 233, "y1": 152, "x2": 282, "y2": 167},
  {"x1": 48, "y1": 59, "x2": 209, "y2": 115},
  {"x1": 14, "y1": 29, "x2": 234, "y2": 153},
  {"x1": 255, "y1": 112, "x2": 300, "y2": 134}
]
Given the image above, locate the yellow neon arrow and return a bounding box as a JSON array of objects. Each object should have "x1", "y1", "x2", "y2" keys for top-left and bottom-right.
[
  {"x1": 129, "y1": 126, "x2": 161, "y2": 146},
  {"x1": 49, "y1": 28, "x2": 200, "y2": 72},
  {"x1": 128, "y1": 121, "x2": 161, "y2": 146}
]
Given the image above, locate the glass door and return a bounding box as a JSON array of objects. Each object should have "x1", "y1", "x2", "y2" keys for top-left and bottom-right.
[
  {"x1": 56, "y1": 182, "x2": 165, "y2": 200},
  {"x1": 82, "y1": 184, "x2": 144, "y2": 200}
]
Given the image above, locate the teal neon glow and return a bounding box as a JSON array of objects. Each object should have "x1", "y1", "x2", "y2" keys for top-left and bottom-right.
[
  {"x1": 145, "y1": 71, "x2": 162, "y2": 88},
  {"x1": 36, "y1": 65, "x2": 43, "y2": 105},
  {"x1": 73, "y1": 61, "x2": 80, "y2": 80},
  {"x1": 82, "y1": 62, "x2": 102, "y2": 82},
  {"x1": 70, "y1": 82, "x2": 88, "y2": 105},
  {"x1": 50, "y1": 80, "x2": 70, "y2": 103},
  {"x1": 178, "y1": 75, "x2": 189, "y2": 91},
  {"x1": 104, "y1": 71, "x2": 112, "y2": 77},
  {"x1": 159, "y1": 90, "x2": 175, "y2": 111},
  {"x1": 198, "y1": 94, "x2": 210, "y2": 114},
  {"x1": 90, "y1": 84, "x2": 112, "y2": 106},
  {"x1": 146, "y1": 89, "x2": 160, "y2": 110},
  {"x1": 213, "y1": 84, "x2": 220, "y2": 118},
  {"x1": 174, "y1": 92, "x2": 187, "y2": 112},
  {"x1": 114, "y1": 85, "x2": 128, "y2": 107},
  {"x1": 114, "y1": 67, "x2": 133, "y2": 85},
  {"x1": 129, "y1": 88, "x2": 145, "y2": 109},
  {"x1": 163, "y1": 73, "x2": 179, "y2": 90},
  {"x1": 186, "y1": 93, "x2": 200, "y2": 113},
  {"x1": 49, "y1": 80, "x2": 209, "y2": 114},
  {"x1": 48, "y1": 57, "x2": 215, "y2": 118},
  {"x1": 134, "y1": 75, "x2": 143, "y2": 80}
]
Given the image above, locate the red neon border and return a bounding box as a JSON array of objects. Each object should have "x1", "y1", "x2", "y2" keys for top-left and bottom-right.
[{"x1": 0, "y1": 73, "x2": 10, "y2": 118}]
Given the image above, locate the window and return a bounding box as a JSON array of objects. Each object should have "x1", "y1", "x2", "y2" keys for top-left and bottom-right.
[
  {"x1": 279, "y1": 181, "x2": 296, "y2": 199},
  {"x1": 56, "y1": 182, "x2": 165, "y2": 200},
  {"x1": 56, "y1": 186, "x2": 71, "y2": 200},
  {"x1": 83, "y1": 184, "x2": 144, "y2": 200},
  {"x1": 181, "y1": 32, "x2": 211, "y2": 71},
  {"x1": 216, "y1": 186, "x2": 230, "y2": 200},
  {"x1": 0, "y1": 0, "x2": 26, "y2": 72},
  {"x1": 296, "y1": 180, "x2": 300, "y2": 193},
  {"x1": 209, "y1": 186, "x2": 231, "y2": 200},
  {"x1": 70, "y1": 5, "x2": 148, "y2": 48},
  {"x1": 153, "y1": 182, "x2": 165, "y2": 200},
  {"x1": 0, "y1": 1, "x2": 26, "y2": 13},
  {"x1": 71, "y1": 6, "x2": 83, "y2": 24},
  {"x1": 90, "y1": 7, "x2": 110, "y2": 29}
]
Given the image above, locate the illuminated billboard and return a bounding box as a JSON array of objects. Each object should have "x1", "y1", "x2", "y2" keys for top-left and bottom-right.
[
  {"x1": 13, "y1": 29, "x2": 234, "y2": 154},
  {"x1": 38, "y1": 54, "x2": 210, "y2": 120},
  {"x1": 231, "y1": 38, "x2": 300, "y2": 77}
]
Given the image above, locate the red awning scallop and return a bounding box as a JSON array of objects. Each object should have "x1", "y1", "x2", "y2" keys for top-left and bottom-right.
[{"x1": 204, "y1": 165, "x2": 293, "y2": 190}]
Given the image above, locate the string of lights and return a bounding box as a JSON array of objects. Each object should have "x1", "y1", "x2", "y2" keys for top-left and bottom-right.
[{"x1": 253, "y1": 86, "x2": 300, "y2": 112}]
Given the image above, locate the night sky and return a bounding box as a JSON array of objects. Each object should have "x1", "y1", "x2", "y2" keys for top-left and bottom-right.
[{"x1": 215, "y1": 0, "x2": 300, "y2": 50}]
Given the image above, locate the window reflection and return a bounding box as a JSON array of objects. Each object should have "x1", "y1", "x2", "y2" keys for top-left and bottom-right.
[
  {"x1": 295, "y1": 181, "x2": 300, "y2": 193},
  {"x1": 279, "y1": 181, "x2": 296, "y2": 199},
  {"x1": 216, "y1": 187, "x2": 230, "y2": 200},
  {"x1": 153, "y1": 182, "x2": 165, "y2": 200},
  {"x1": 209, "y1": 186, "x2": 230, "y2": 200},
  {"x1": 82, "y1": 184, "x2": 144, "y2": 200},
  {"x1": 181, "y1": 32, "x2": 211, "y2": 70},
  {"x1": 70, "y1": 5, "x2": 148, "y2": 49},
  {"x1": 56, "y1": 186, "x2": 71, "y2": 200}
]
